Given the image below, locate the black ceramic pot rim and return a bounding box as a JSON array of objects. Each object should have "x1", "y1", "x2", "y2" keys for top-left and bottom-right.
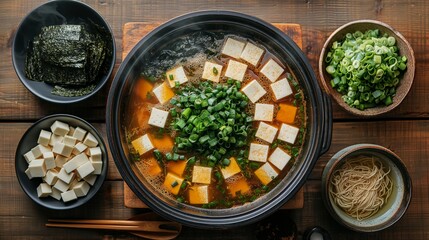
[{"x1": 107, "y1": 10, "x2": 332, "y2": 229}]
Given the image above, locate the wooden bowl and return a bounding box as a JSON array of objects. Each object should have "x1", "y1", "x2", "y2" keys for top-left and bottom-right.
[{"x1": 319, "y1": 20, "x2": 415, "y2": 117}]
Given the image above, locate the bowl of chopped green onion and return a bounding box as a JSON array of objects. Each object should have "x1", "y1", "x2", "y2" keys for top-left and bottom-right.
[{"x1": 319, "y1": 20, "x2": 415, "y2": 116}]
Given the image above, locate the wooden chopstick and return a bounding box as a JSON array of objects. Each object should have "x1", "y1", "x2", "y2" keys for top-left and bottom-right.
[
  {"x1": 48, "y1": 219, "x2": 166, "y2": 226},
  {"x1": 45, "y1": 222, "x2": 178, "y2": 233}
]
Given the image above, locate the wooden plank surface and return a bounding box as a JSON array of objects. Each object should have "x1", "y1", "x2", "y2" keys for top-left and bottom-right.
[{"x1": 122, "y1": 22, "x2": 304, "y2": 209}]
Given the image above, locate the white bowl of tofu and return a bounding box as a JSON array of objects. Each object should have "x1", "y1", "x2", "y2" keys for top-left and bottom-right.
[
  {"x1": 15, "y1": 114, "x2": 108, "y2": 209},
  {"x1": 107, "y1": 11, "x2": 332, "y2": 228}
]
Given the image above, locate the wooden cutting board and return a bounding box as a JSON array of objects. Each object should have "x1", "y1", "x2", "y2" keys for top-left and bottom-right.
[{"x1": 122, "y1": 22, "x2": 304, "y2": 209}]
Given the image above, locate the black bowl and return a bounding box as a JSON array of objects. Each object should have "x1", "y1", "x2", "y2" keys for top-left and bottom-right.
[
  {"x1": 12, "y1": 0, "x2": 116, "y2": 104},
  {"x1": 15, "y1": 114, "x2": 108, "y2": 210},
  {"x1": 107, "y1": 11, "x2": 332, "y2": 228}
]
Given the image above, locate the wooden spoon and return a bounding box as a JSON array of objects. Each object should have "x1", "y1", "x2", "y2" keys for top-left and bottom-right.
[{"x1": 47, "y1": 212, "x2": 182, "y2": 240}]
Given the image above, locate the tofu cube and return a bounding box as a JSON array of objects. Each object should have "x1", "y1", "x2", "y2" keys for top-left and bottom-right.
[
  {"x1": 241, "y1": 79, "x2": 266, "y2": 103},
  {"x1": 255, "y1": 122, "x2": 278, "y2": 144},
  {"x1": 270, "y1": 78, "x2": 293, "y2": 101},
  {"x1": 276, "y1": 103, "x2": 297, "y2": 124},
  {"x1": 61, "y1": 189, "x2": 78, "y2": 202},
  {"x1": 202, "y1": 61, "x2": 223, "y2": 82},
  {"x1": 188, "y1": 185, "x2": 209, "y2": 205},
  {"x1": 83, "y1": 133, "x2": 98, "y2": 147},
  {"x1": 53, "y1": 179, "x2": 69, "y2": 193},
  {"x1": 192, "y1": 166, "x2": 212, "y2": 184},
  {"x1": 131, "y1": 134, "x2": 154, "y2": 156},
  {"x1": 167, "y1": 160, "x2": 187, "y2": 177},
  {"x1": 72, "y1": 181, "x2": 90, "y2": 197},
  {"x1": 152, "y1": 82, "x2": 175, "y2": 104},
  {"x1": 227, "y1": 176, "x2": 251, "y2": 197},
  {"x1": 63, "y1": 153, "x2": 89, "y2": 173},
  {"x1": 166, "y1": 66, "x2": 188, "y2": 88},
  {"x1": 37, "y1": 129, "x2": 52, "y2": 146},
  {"x1": 52, "y1": 142, "x2": 73, "y2": 157},
  {"x1": 148, "y1": 107, "x2": 169, "y2": 128},
  {"x1": 31, "y1": 144, "x2": 51, "y2": 158},
  {"x1": 23, "y1": 150, "x2": 36, "y2": 163},
  {"x1": 221, "y1": 38, "x2": 246, "y2": 59},
  {"x1": 163, "y1": 172, "x2": 184, "y2": 195},
  {"x1": 63, "y1": 135, "x2": 77, "y2": 146},
  {"x1": 248, "y1": 143, "x2": 269, "y2": 162},
  {"x1": 254, "y1": 162, "x2": 278, "y2": 185},
  {"x1": 50, "y1": 120, "x2": 69, "y2": 136},
  {"x1": 67, "y1": 127, "x2": 75, "y2": 136},
  {"x1": 220, "y1": 157, "x2": 241, "y2": 179},
  {"x1": 42, "y1": 151, "x2": 56, "y2": 170},
  {"x1": 260, "y1": 59, "x2": 284, "y2": 82},
  {"x1": 90, "y1": 157, "x2": 103, "y2": 175},
  {"x1": 240, "y1": 42, "x2": 264, "y2": 66},
  {"x1": 58, "y1": 167, "x2": 75, "y2": 184},
  {"x1": 49, "y1": 134, "x2": 64, "y2": 147},
  {"x1": 83, "y1": 174, "x2": 98, "y2": 186},
  {"x1": 278, "y1": 123, "x2": 300, "y2": 144},
  {"x1": 28, "y1": 159, "x2": 47, "y2": 177},
  {"x1": 76, "y1": 161, "x2": 95, "y2": 178},
  {"x1": 37, "y1": 183, "x2": 52, "y2": 198},
  {"x1": 50, "y1": 188, "x2": 62, "y2": 200},
  {"x1": 72, "y1": 127, "x2": 87, "y2": 141},
  {"x1": 25, "y1": 168, "x2": 33, "y2": 179},
  {"x1": 224, "y1": 59, "x2": 248, "y2": 82},
  {"x1": 55, "y1": 155, "x2": 68, "y2": 168},
  {"x1": 254, "y1": 103, "x2": 274, "y2": 122},
  {"x1": 88, "y1": 147, "x2": 102, "y2": 162},
  {"x1": 43, "y1": 169, "x2": 59, "y2": 185},
  {"x1": 268, "y1": 147, "x2": 292, "y2": 171},
  {"x1": 72, "y1": 142, "x2": 88, "y2": 155}
]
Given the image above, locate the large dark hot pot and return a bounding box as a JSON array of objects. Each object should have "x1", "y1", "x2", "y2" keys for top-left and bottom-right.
[{"x1": 107, "y1": 11, "x2": 332, "y2": 229}]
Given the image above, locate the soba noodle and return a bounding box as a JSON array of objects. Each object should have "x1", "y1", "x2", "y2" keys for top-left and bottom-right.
[{"x1": 328, "y1": 155, "x2": 393, "y2": 220}]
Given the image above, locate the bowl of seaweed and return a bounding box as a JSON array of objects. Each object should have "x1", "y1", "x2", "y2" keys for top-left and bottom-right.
[{"x1": 12, "y1": 0, "x2": 115, "y2": 104}]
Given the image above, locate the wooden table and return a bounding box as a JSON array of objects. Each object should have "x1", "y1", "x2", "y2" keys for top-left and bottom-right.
[{"x1": 1, "y1": 0, "x2": 428, "y2": 239}]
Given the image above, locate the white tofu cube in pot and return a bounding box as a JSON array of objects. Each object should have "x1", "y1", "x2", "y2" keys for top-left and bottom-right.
[
  {"x1": 189, "y1": 185, "x2": 209, "y2": 205},
  {"x1": 254, "y1": 162, "x2": 278, "y2": 185},
  {"x1": 42, "y1": 151, "x2": 56, "y2": 170},
  {"x1": 220, "y1": 157, "x2": 241, "y2": 179},
  {"x1": 63, "y1": 135, "x2": 77, "y2": 146},
  {"x1": 255, "y1": 122, "x2": 278, "y2": 143},
  {"x1": 241, "y1": 79, "x2": 267, "y2": 103},
  {"x1": 49, "y1": 134, "x2": 63, "y2": 147},
  {"x1": 37, "y1": 129, "x2": 51, "y2": 146},
  {"x1": 166, "y1": 66, "x2": 188, "y2": 88},
  {"x1": 254, "y1": 103, "x2": 274, "y2": 122},
  {"x1": 53, "y1": 179, "x2": 69, "y2": 193},
  {"x1": 148, "y1": 107, "x2": 169, "y2": 128},
  {"x1": 131, "y1": 134, "x2": 154, "y2": 156},
  {"x1": 50, "y1": 120, "x2": 69, "y2": 136},
  {"x1": 90, "y1": 157, "x2": 103, "y2": 175},
  {"x1": 76, "y1": 161, "x2": 95, "y2": 179},
  {"x1": 43, "y1": 169, "x2": 58, "y2": 185},
  {"x1": 240, "y1": 42, "x2": 264, "y2": 66},
  {"x1": 55, "y1": 155, "x2": 68, "y2": 168},
  {"x1": 278, "y1": 123, "x2": 300, "y2": 144},
  {"x1": 50, "y1": 188, "x2": 62, "y2": 200},
  {"x1": 31, "y1": 144, "x2": 51, "y2": 158},
  {"x1": 248, "y1": 143, "x2": 269, "y2": 162},
  {"x1": 260, "y1": 59, "x2": 284, "y2": 82},
  {"x1": 221, "y1": 38, "x2": 245, "y2": 59},
  {"x1": 23, "y1": 150, "x2": 36, "y2": 163},
  {"x1": 72, "y1": 142, "x2": 88, "y2": 155},
  {"x1": 63, "y1": 153, "x2": 89, "y2": 173},
  {"x1": 202, "y1": 61, "x2": 223, "y2": 82},
  {"x1": 270, "y1": 78, "x2": 293, "y2": 101},
  {"x1": 152, "y1": 82, "x2": 175, "y2": 104},
  {"x1": 57, "y1": 168, "x2": 75, "y2": 184},
  {"x1": 52, "y1": 142, "x2": 73, "y2": 157},
  {"x1": 37, "y1": 183, "x2": 52, "y2": 198},
  {"x1": 268, "y1": 147, "x2": 292, "y2": 171},
  {"x1": 72, "y1": 181, "x2": 90, "y2": 197},
  {"x1": 88, "y1": 147, "x2": 102, "y2": 162},
  {"x1": 224, "y1": 59, "x2": 248, "y2": 82},
  {"x1": 192, "y1": 166, "x2": 212, "y2": 184}
]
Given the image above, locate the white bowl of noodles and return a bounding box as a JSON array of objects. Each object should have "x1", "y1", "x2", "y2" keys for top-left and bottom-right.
[{"x1": 321, "y1": 143, "x2": 412, "y2": 232}]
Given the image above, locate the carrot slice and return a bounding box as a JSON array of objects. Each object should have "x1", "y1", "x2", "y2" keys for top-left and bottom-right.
[{"x1": 276, "y1": 103, "x2": 297, "y2": 124}]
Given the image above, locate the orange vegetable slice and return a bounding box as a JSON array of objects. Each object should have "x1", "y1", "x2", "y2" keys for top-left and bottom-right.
[{"x1": 276, "y1": 103, "x2": 297, "y2": 124}]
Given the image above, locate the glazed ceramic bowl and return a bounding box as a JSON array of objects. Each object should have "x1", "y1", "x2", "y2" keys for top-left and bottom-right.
[
  {"x1": 322, "y1": 144, "x2": 412, "y2": 232},
  {"x1": 12, "y1": 0, "x2": 116, "y2": 104},
  {"x1": 15, "y1": 114, "x2": 108, "y2": 210},
  {"x1": 319, "y1": 20, "x2": 415, "y2": 117}
]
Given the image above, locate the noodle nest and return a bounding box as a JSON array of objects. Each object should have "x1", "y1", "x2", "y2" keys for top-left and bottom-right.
[{"x1": 329, "y1": 156, "x2": 393, "y2": 220}]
